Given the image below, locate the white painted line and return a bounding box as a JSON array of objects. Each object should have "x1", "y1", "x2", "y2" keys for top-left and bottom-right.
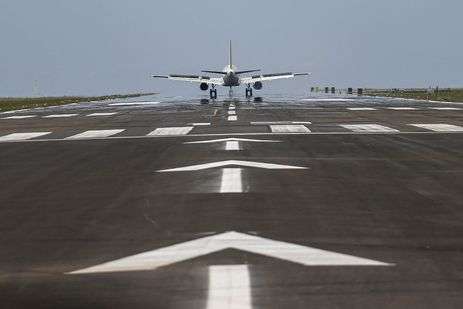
[
  {"x1": 207, "y1": 265, "x2": 251, "y2": 309},
  {"x1": 387, "y1": 107, "x2": 418, "y2": 110},
  {"x1": 86, "y1": 112, "x2": 117, "y2": 117},
  {"x1": 225, "y1": 141, "x2": 240, "y2": 151},
  {"x1": 0, "y1": 132, "x2": 52, "y2": 142},
  {"x1": 229, "y1": 106, "x2": 236, "y2": 110},
  {"x1": 228, "y1": 110, "x2": 236, "y2": 115},
  {"x1": 108, "y1": 101, "x2": 160, "y2": 106},
  {"x1": 66, "y1": 129, "x2": 125, "y2": 139},
  {"x1": 2, "y1": 115, "x2": 36, "y2": 119},
  {"x1": 185, "y1": 138, "x2": 280, "y2": 144},
  {"x1": 228, "y1": 115, "x2": 237, "y2": 121},
  {"x1": 190, "y1": 123, "x2": 211, "y2": 126},
  {"x1": 429, "y1": 107, "x2": 462, "y2": 111},
  {"x1": 270, "y1": 125, "x2": 311, "y2": 133},
  {"x1": 341, "y1": 124, "x2": 399, "y2": 133},
  {"x1": 220, "y1": 168, "x2": 243, "y2": 193},
  {"x1": 67, "y1": 231, "x2": 391, "y2": 274},
  {"x1": 302, "y1": 98, "x2": 355, "y2": 102},
  {"x1": 348, "y1": 107, "x2": 377, "y2": 111},
  {"x1": 410, "y1": 124, "x2": 463, "y2": 132},
  {"x1": 1, "y1": 108, "x2": 31, "y2": 114},
  {"x1": 43, "y1": 114, "x2": 78, "y2": 118},
  {"x1": 148, "y1": 127, "x2": 194, "y2": 136},
  {"x1": 252, "y1": 121, "x2": 312, "y2": 125},
  {"x1": 158, "y1": 160, "x2": 307, "y2": 172}
]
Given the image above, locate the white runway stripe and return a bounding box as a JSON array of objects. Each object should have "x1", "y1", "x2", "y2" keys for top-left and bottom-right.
[
  {"x1": 190, "y1": 123, "x2": 211, "y2": 126},
  {"x1": 87, "y1": 112, "x2": 117, "y2": 116},
  {"x1": 228, "y1": 110, "x2": 236, "y2": 115},
  {"x1": 228, "y1": 116, "x2": 237, "y2": 121},
  {"x1": 0, "y1": 132, "x2": 51, "y2": 142},
  {"x1": 43, "y1": 114, "x2": 78, "y2": 118},
  {"x1": 148, "y1": 127, "x2": 193, "y2": 136},
  {"x1": 207, "y1": 265, "x2": 251, "y2": 309},
  {"x1": 229, "y1": 106, "x2": 236, "y2": 110},
  {"x1": 348, "y1": 107, "x2": 377, "y2": 111},
  {"x1": 429, "y1": 107, "x2": 462, "y2": 111},
  {"x1": 66, "y1": 129, "x2": 125, "y2": 139},
  {"x1": 387, "y1": 107, "x2": 418, "y2": 110},
  {"x1": 341, "y1": 124, "x2": 399, "y2": 133},
  {"x1": 410, "y1": 124, "x2": 463, "y2": 132},
  {"x1": 252, "y1": 121, "x2": 312, "y2": 125},
  {"x1": 225, "y1": 141, "x2": 240, "y2": 151},
  {"x1": 220, "y1": 168, "x2": 243, "y2": 193},
  {"x1": 270, "y1": 124, "x2": 311, "y2": 133},
  {"x1": 108, "y1": 101, "x2": 160, "y2": 106},
  {"x1": 2, "y1": 115, "x2": 36, "y2": 119}
]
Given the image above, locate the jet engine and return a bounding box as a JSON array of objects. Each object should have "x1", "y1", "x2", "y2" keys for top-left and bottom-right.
[
  {"x1": 200, "y1": 83, "x2": 209, "y2": 91},
  {"x1": 253, "y1": 81, "x2": 263, "y2": 90}
]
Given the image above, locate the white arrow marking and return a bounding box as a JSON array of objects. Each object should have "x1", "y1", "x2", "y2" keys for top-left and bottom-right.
[
  {"x1": 185, "y1": 138, "x2": 280, "y2": 144},
  {"x1": 207, "y1": 265, "x2": 251, "y2": 309},
  {"x1": 157, "y1": 160, "x2": 307, "y2": 172},
  {"x1": 67, "y1": 231, "x2": 392, "y2": 274}
]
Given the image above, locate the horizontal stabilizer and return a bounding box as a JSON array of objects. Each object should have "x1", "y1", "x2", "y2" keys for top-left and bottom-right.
[
  {"x1": 235, "y1": 69, "x2": 261, "y2": 75},
  {"x1": 201, "y1": 70, "x2": 227, "y2": 75}
]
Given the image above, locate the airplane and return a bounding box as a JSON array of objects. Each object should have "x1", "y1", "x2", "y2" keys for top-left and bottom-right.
[{"x1": 152, "y1": 41, "x2": 309, "y2": 99}]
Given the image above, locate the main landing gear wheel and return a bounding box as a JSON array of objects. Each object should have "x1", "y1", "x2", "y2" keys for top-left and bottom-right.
[
  {"x1": 209, "y1": 86, "x2": 217, "y2": 100},
  {"x1": 245, "y1": 85, "x2": 253, "y2": 98}
]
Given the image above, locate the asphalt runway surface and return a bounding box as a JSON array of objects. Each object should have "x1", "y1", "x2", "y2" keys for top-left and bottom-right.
[{"x1": 1, "y1": 94, "x2": 463, "y2": 308}]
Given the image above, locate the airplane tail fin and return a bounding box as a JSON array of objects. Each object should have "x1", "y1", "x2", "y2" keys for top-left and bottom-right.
[{"x1": 229, "y1": 40, "x2": 233, "y2": 68}]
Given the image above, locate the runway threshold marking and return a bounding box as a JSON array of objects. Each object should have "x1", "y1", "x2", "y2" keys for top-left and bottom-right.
[
  {"x1": 410, "y1": 124, "x2": 463, "y2": 132},
  {"x1": 148, "y1": 127, "x2": 194, "y2": 136},
  {"x1": 66, "y1": 129, "x2": 125, "y2": 139},
  {"x1": 228, "y1": 115, "x2": 238, "y2": 121},
  {"x1": 157, "y1": 160, "x2": 307, "y2": 172},
  {"x1": 86, "y1": 112, "x2": 118, "y2": 116},
  {"x1": 67, "y1": 231, "x2": 392, "y2": 274},
  {"x1": 0, "y1": 132, "x2": 51, "y2": 142},
  {"x1": 340, "y1": 124, "x2": 399, "y2": 133},
  {"x1": 220, "y1": 168, "x2": 243, "y2": 192},
  {"x1": 270, "y1": 125, "x2": 311, "y2": 133},
  {"x1": 2, "y1": 115, "x2": 36, "y2": 119},
  {"x1": 228, "y1": 110, "x2": 236, "y2": 115},
  {"x1": 207, "y1": 265, "x2": 251, "y2": 309},
  {"x1": 43, "y1": 114, "x2": 78, "y2": 118}
]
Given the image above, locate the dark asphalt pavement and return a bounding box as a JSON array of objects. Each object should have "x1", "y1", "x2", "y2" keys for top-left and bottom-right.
[{"x1": 1, "y1": 95, "x2": 463, "y2": 308}]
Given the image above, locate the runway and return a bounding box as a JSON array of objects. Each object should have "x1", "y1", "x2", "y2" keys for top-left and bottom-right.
[{"x1": 1, "y1": 94, "x2": 463, "y2": 308}]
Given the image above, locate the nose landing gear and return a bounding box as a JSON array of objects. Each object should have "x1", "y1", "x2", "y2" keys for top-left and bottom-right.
[{"x1": 245, "y1": 84, "x2": 253, "y2": 98}]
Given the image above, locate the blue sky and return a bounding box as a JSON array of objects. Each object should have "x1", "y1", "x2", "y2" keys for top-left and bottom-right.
[{"x1": 1, "y1": 0, "x2": 462, "y2": 96}]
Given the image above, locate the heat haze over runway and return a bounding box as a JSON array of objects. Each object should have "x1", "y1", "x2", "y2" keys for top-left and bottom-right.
[{"x1": 1, "y1": 93, "x2": 463, "y2": 308}]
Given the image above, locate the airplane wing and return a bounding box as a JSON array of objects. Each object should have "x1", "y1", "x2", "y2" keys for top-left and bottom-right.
[
  {"x1": 152, "y1": 74, "x2": 224, "y2": 85},
  {"x1": 241, "y1": 72, "x2": 310, "y2": 83}
]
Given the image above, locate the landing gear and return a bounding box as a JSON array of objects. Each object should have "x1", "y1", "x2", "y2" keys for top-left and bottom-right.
[
  {"x1": 209, "y1": 85, "x2": 217, "y2": 100},
  {"x1": 245, "y1": 84, "x2": 253, "y2": 98}
]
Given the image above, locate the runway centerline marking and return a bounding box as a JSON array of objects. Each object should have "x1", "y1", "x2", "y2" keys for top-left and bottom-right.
[
  {"x1": 270, "y1": 124, "x2": 311, "y2": 133},
  {"x1": 387, "y1": 107, "x2": 418, "y2": 110},
  {"x1": 157, "y1": 160, "x2": 307, "y2": 172},
  {"x1": 43, "y1": 114, "x2": 78, "y2": 118},
  {"x1": 185, "y1": 138, "x2": 281, "y2": 144},
  {"x1": 2, "y1": 115, "x2": 36, "y2": 119},
  {"x1": 220, "y1": 168, "x2": 243, "y2": 193},
  {"x1": 410, "y1": 123, "x2": 463, "y2": 132},
  {"x1": 228, "y1": 110, "x2": 236, "y2": 115},
  {"x1": 189, "y1": 123, "x2": 211, "y2": 126},
  {"x1": 347, "y1": 107, "x2": 377, "y2": 111},
  {"x1": 86, "y1": 112, "x2": 118, "y2": 116},
  {"x1": 66, "y1": 129, "x2": 125, "y2": 139},
  {"x1": 67, "y1": 231, "x2": 392, "y2": 274},
  {"x1": 341, "y1": 124, "x2": 399, "y2": 133},
  {"x1": 225, "y1": 140, "x2": 241, "y2": 151},
  {"x1": 207, "y1": 265, "x2": 251, "y2": 309},
  {"x1": 108, "y1": 101, "x2": 160, "y2": 106},
  {"x1": 0, "y1": 132, "x2": 52, "y2": 142},
  {"x1": 228, "y1": 115, "x2": 237, "y2": 121},
  {"x1": 148, "y1": 127, "x2": 194, "y2": 136}
]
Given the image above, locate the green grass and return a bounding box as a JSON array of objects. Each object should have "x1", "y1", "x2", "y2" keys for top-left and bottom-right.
[
  {"x1": 365, "y1": 88, "x2": 463, "y2": 103},
  {"x1": 0, "y1": 92, "x2": 157, "y2": 112}
]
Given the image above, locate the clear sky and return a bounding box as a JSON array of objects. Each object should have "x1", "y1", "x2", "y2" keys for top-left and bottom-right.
[{"x1": 1, "y1": 0, "x2": 462, "y2": 97}]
